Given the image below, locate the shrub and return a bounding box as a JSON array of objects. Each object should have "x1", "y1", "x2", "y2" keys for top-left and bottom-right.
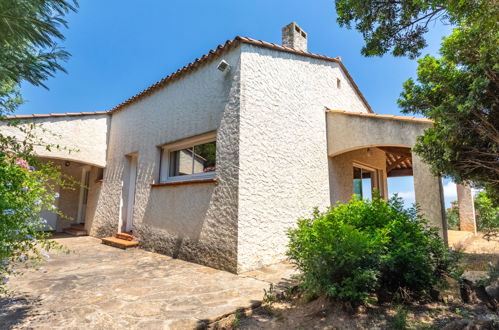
[
  {"x1": 474, "y1": 191, "x2": 499, "y2": 240},
  {"x1": 0, "y1": 155, "x2": 69, "y2": 293},
  {"x1": 446, "y1": 201, "x2": 460, "y2": 230},
  {"x1": 287, "y1": 196, "x2": 459, "y2": 307}
]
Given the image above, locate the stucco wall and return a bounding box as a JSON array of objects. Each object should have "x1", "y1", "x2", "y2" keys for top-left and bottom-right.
[
  {"x1": 236, "y1": 44, "x2": 372, "y2": 272},
  {"x1": 456, "y1": 184, "x2": 476, "y2": 233},
  {"x1": 0, "y1": 114, "x2": 109, "y2": 167},
  {"x1": 84, "y1": 167, "x2": 102, "y2": 233},
  {"x1": 90, "y1": 47, "x2": 242, "y2": 272},
  {"x1": 326, "y1": 112, "x2": 432, "y2": 156}
]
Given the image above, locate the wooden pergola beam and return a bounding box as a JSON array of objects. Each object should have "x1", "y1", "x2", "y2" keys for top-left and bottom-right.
[
  {"x1": 378, "y1": 147, "x2": 412, "y2": 159},
  {"x1": 387, "y1": 155, "x2": 410, "y2": 172},
  {"x1": 387, "y1": 168, "x2": 414, "y2": 177}
]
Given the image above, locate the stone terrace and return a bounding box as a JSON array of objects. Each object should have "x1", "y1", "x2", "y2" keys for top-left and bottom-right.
[{"x1": 0, "y1": 235, "x2": 296, "y2": 329}]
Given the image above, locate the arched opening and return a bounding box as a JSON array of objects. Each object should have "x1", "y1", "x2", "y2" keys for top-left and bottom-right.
[
  {"x1": 381, "y1": 146, "x2": 416, "y2": 208},
  {"x1": 329, "y1": 145, "x2": 413, "y2": 204},
  {"x1": 328, "y1": 145, "x2": 447, "y2": 243},
  {"x1": 326, "y1": 111, "x2": 447, "y2": 243}
]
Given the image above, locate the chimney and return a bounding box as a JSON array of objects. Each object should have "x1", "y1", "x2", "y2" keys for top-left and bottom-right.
[{"x1": 282, "y1": 22, "x2": 307, "y2": 52}]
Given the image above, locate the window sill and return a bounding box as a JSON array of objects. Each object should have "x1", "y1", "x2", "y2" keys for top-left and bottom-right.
[{"x1": 151, "y1": 178, "x2": 218, "y2": 187}]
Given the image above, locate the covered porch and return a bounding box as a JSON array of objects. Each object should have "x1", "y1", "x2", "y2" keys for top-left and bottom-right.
[
  {"x1": 39, "y1": 157, "x2": 103, "y2": 235},
  {"x1": 1, "y1": 112, "x2": 110, "y2": 235},
  {"x1": 326, "y1": 110, "x2": 452, "y2": 243}
]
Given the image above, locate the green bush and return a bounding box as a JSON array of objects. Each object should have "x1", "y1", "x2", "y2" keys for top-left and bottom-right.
[
  {"x1": 287, "y1": 196, "x2": 459, "y2": 307},
  {"x1": 446, "y1": 201, "x2": 460, "y2": 230},
  {"x1": 474, "y1": 191, "x2": 499, "y2": 239}
]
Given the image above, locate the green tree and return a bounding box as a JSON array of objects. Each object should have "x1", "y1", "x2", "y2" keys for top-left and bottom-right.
[
  {"x1": 0, "y1": 0, "x2": 77, "y2": 91},
  {"x1": 474, "y1": 191, "x2": 499, "y2": 240},
  {"x1": 335, "y1": 0, "x2": 489, "y2": 59},
  {"x1": 0, "y1": 0, "x2": 78, "y2": 292},
  {"x1": 335, "y1": 0, "x2": 499, "y2": 203}
]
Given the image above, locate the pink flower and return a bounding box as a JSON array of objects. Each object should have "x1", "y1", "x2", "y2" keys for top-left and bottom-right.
[
  {"x1": 14, "y1": 158, "x2": 30, "y2": 169},
  {"x1": 203, "y1": 166, "x2": 216, "y2": 172}
]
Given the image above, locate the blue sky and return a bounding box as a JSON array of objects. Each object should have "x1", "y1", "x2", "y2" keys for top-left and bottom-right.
[{"x1": 15, "y1": 0, "x2": 456, "y2": 206}]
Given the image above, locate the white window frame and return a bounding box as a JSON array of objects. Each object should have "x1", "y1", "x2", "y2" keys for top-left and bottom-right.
[{"x1": 159, "y1": 131, "x2": 217, "y2": 183}]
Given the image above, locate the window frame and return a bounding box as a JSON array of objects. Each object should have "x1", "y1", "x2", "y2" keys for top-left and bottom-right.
[
  {"x1": 352, "y1": 162, "x2": 384, "y2": 199},
  {"x1": 159, "y1": 131, "x2": 217, "y2": 183}
]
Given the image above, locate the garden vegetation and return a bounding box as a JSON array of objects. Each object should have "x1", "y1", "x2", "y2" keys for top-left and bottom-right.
[
  {"x1": 335, "y1": 0, "x2": 499, "y2": 203},
  {"x1": 287, "y1": 196, "x2": 460, "y2": 307},
  {"x1": 0, "y1": 0, "x2": 78, "y2": 292}
]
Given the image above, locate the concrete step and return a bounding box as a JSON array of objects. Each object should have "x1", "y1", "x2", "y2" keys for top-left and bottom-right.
[
  {"x1": 70, "y1": 223, "x2": 85, "y2": 230},
  {"x1": 115, "y1": 232, "x2": 133, "y2": 241},
  {"x1": 64, "y1": 227, "x2": 88, "y2": 236},
  {"x1": 101, "y1": 237, "x2": 139, "y2": 249}
]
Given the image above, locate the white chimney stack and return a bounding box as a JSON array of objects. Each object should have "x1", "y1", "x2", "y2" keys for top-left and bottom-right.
[{"x1": 282, "y1": 22, "x2": 307, "y2": 52}]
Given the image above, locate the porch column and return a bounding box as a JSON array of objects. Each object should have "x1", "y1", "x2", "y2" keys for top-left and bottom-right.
[
  {"x1": 456, "y1": 184, "x2": 477, "y2": 234},
  {"x1": 412, "y1": 154, "x2": 448, "y2": 245}
]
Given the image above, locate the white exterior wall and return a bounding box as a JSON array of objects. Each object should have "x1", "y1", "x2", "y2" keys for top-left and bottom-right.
[
  {"x1": 236, "y1": 44, "x2": 371, "y2": 272},
  {"x1": 91, "y1": 47, "x2": 242, "y2": 272},
  {"x1": 0, "y1": 114, "x2": 109, "y2": 167}
]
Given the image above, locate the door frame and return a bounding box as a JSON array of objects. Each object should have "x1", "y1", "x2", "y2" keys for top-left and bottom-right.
[
  {"x1": 121, "y1": 153, "x2": 138, "y2": 233},
  {"x1": 76, "y1": 166, "x2": 91, "y2": 224}
]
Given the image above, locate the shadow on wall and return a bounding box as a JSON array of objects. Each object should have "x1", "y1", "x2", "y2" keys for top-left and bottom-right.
[
  {"x1": 135, "y1": 138, "x2": 239, "y2": 272},
  {"x1": 138, "y1": 182, "x2": 215, "y2": 257}
]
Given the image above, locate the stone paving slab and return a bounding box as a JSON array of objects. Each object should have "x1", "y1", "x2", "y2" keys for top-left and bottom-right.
[{"x1": 0, "y1": 235, "x2": 296, "y2": 329}]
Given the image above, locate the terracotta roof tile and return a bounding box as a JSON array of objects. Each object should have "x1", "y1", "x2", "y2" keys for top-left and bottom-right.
[
  {"x1": 5, "y1": 111, "x2": 108, "y2": 120},
  {"x1": 7, "y1": 37, "x2": 376, "y2": 119},
  {"x1": 110, "y1": 36, "x2": 374, "y2": 113},
  {"x1": 326, "y1": 109, "x2": 433, "y2": 123}
]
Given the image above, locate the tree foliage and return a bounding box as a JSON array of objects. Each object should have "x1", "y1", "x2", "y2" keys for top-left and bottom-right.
[
  {"x1": 335, "y1": 0, "x2": 489, "y2": 59},
  {"x1": 0, "y1": 0, "x2": 77, "y2": 90},
  {"x1": 335, "y1": 0, "x2": 499, "y2": 203},
  {"x1": 474, "y1": 191, "x2": 499, "y2": 240},
  {"x1": 446, "y1": 201, "x2": 460, "y2": 230},
  {"x1": 0, "y1": 0, "x2": 77, "y2": 292},
  {"x1": 398, "y1": 3, "x2": 499, "y2": 201}
]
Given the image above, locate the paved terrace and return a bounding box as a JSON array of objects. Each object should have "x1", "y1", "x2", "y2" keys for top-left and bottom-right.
[{"x1": 0, "y1": 235, "x2": 296, "y2": 329}]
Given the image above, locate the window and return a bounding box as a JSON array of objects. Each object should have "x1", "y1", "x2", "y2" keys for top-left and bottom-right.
[
  {"x1": 353, "y1": 164, "x2": 384, "y2": 200},
  {"x1": 353, "y1": 166, "x2": 374, "y2": 200},
  {"x1": 160, "y1": 132, "x2": 216, "y2": 183},
  {"x1": 169, "y1": 141, "x2": 216, "y2": 177}
]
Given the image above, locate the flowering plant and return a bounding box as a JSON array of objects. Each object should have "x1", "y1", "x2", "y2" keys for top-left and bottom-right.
[{"x1": 0, "y1": 154, "x2": 69, "y2": 293}]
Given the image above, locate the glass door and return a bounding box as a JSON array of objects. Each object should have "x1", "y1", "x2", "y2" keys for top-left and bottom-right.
[{"x1": 353, "y1": 166, "x2": 375, "y2": 200}]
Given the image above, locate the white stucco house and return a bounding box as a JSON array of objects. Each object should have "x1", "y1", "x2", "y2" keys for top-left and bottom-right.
[{"x1": 4, "y1": 23, "x2": 473, "y2": 273}]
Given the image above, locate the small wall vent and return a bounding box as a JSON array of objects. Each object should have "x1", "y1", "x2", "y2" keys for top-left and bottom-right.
[{"x1": 217, "y1": 60, "x2": 230, "y2": 72}]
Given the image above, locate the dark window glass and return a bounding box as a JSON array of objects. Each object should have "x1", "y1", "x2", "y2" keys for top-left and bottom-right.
[
  {"x1": 169, "y1": 141, "x2": 216, "y2": 177},
  {"x1": 353, "y1": 166, "x2": 373, "y2": 200}
]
